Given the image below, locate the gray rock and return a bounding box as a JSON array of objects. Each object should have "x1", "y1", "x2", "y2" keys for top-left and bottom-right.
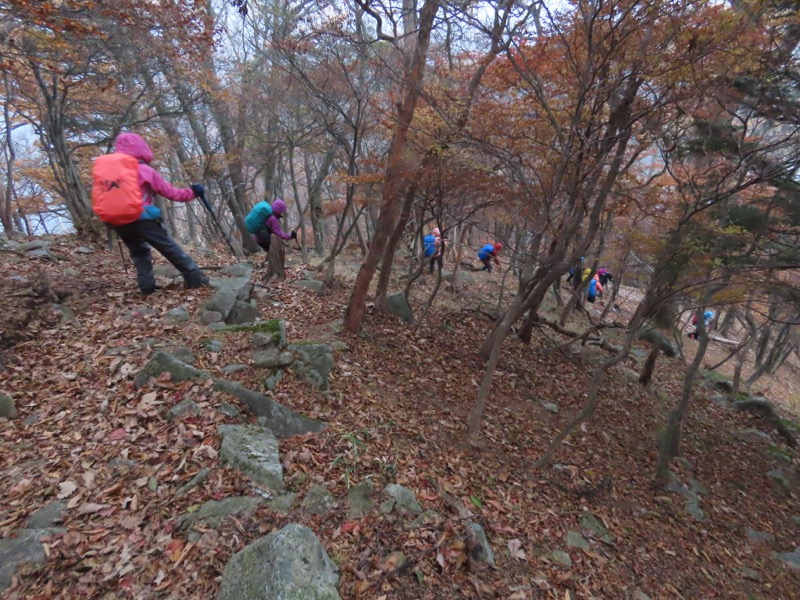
[
  {"x1": 168, "y1": 399, "x2": 202, "y2": 421},
  {"x1": 27, "y1": 501, "x2": 66, "y2": 529},
  {"x1": 768, "y1": 468, "x2": 795, "y2": 492},
  {"x1": 329, "y1": 341, "x2": 349, "y2": 352},
  {"x1": 219, "y1": 425, "x2": 283, "y2": 490},
  {"x1": 249, "y1": 320, "x2": 288, "y2": 349},
  {"x1": 386, "y1": 292, "x2": 413, "y2": 322},
  {"x1": 302, "y1": 485, "x2": 338, "y2": 516},
  {"x1": 264, "y1": 370, "x2": 284, "y2": 392},
  {"x1": 268, "y1": 493, "x2": 297, "y2": 514},
  {"x1": 580, "y1": 512, "x2": 615, "y2": 543},
  {"x1": 466, "y1": 521, "x2": 495, "y2": 566},
  {"x1": 168, "y1": 346, "x2": 196, "y2": 365},
  {"x1": 63, "y1": 268, "x2": 80, "y2": 277},
  {"x1": 254, "y1": 348, "x2": 294, "y2": 369},
  {"x1": 135, "y1": 351, "x2": 208, "y2": 389},
  {"x1": 745, "y1": 528, "x2": 775, "y2": 544},
  {"x1": 407, "y1": 510, "x2": 443, "y2": 530},
  {"x1": 214, "y1": 378, "x2": 323, "y2": 437},
  {"x1": 775, "y1": 547, "x2": 800, "y2": 570},
  {"x1": 326, "y1": 319, "x2": 343, "y2": 334},
  {"x1": 204, "y1": 339, "x2": 224, "y2": 353},
  {"x1": 16, "y1": 240, "x2": 49, "y2": 252},
  {"x1": 175, "y1": 467, "x2": 213, "y2": 498},
  {"x1": 166, "y1": 305, "x2": 190, "y2": 322},
  {"x1": 220, "y1": 262, "x2": 254, "y2": 278},
  {"x1": 709, "y1": 393, "x2": 731, "y2": 409},
  {"x1": 26, "y1": 247, "x2": 55, "y2": 261},
  {"x1": 75, "y1": 246, "x2": 94, "y2": 254},
  {"x1": 384, "y1": 484, "x2": 422, "y2": 514},
  {"x1": 227, "y1": 300, "x2": 260, "y2": 325},
  {"x1": 0, "y1": 393, "x2": 18, "y2": 419},
  {"x1": 0, "y1": 528, "x2": 65, "y2": 591},
  {"x1": 740, "y1": 567, "x2": 762, "y2": 582},
  {"x1": 178, "y1": 496, "x2": 264, "y2": 531},
  {"x1": 542, "y1": 402, "x2": 559, "y2": 414},
  {"x1": 549, "y1": 549, "x2": 572, "y2": 567},
  {"x1": 222, "y1": 364, "x2": 248, "y2": 375},
  {"x1": 206, "y1": 276, "x2": 253, "y2": 321},
  {"x1": 566, "y1": 530, "x2": 590, "y2": 551},
  {"x1": 347, "y1": 480, "x2": 374, "y2": 519},
  {"x1": 135, "y1": 352, "x2": 324, "y2": 437},
  {"x1": 289, "y1": 343, "x2": 334, "y2": 390},
  {"x1": 153, "y1": 265, "x2": 180, "y2": 278},
  {"x1": 302, "y1": 270, "x2": 320, "y2": 280},
  {"x1": 217, "y1": 523, "x2": 340, "y2": 600},
  {"x1": 441, "y1": 270, "x2": 476, "y2": 284},
  {"x1": 208, "y1": 322, "x2": 227, "y2": 331},
  {"x1": 57, "y1": 305, "x2": 76, "y2": 324},
  {"x1": 199, "y1": 310, "x2": 224, "y2": 324},
  {"x1": 217, "y1": 403, "x2": 241, "y2": 418},
  {"x1": 666, "y1": 474, "x2": 705, "y2": 522},
  {"x1": 293, "y1": 280, "x2": 324, "y2": 294}
]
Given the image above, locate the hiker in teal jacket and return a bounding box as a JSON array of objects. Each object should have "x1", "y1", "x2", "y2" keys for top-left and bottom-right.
[{"x1": 247, "y1": 199, "x2": 296, "y2": 252}]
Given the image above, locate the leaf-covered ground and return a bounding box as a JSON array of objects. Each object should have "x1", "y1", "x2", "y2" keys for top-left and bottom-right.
[{"x1": 1, "y1": 237, "x2": 798, "y2": 599}]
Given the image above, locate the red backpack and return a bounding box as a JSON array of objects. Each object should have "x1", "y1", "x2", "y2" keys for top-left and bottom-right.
[{"x1": 91, "y1": 153, "x2": 143, "y2": 226}]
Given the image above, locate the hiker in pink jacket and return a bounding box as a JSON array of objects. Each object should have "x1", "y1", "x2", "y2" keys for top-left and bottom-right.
[{"x1": 112, "y1": 132, "x2": 209, "y2": 295}]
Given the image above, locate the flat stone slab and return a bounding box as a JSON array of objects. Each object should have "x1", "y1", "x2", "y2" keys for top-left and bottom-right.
[
  {"x1": 177, "y1": 496, "x2": 264, "y2": 531},
  {"x1": 206, "y1": 276, "x2": 253, "y2": 321},
  {"x1": 1, "y1": 528, "x2": 65, "y2": 591},
  {"x1": 135, "y1": 352, "x2": 324, "y2": 437},
  {"x1": 217, "y1": 523, "x2": 340, "y2": 600},
  {"x1": 219, "y1": 425, "x2": 283, "y2": 490}
]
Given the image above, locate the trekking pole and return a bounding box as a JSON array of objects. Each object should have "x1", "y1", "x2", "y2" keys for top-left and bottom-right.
[
  {"x1": 117, "y1": 238, "x2": 129, "y2": 274},
  {"x1": 197, "y1": 191, "x2": 239, "y2": 258}
]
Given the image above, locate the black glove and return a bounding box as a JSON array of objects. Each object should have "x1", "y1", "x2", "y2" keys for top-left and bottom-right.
[
  {"x1": 290, "y1": 230, "x2": 298, "y2": 240},
  {"x1": 190, "y1": 183, "x2": 205, "y2": 198}
]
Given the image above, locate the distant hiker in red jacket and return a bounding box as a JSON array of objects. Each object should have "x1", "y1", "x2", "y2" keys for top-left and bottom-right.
[
  {"x1": 478, "y1": 242, "x2": 502, "y2": 273},
  {"x1": 101, "y1": 132, "x2": 209, "y2": 295}
]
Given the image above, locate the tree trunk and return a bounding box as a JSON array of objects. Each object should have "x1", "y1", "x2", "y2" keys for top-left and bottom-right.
[
  {"x1": 375, "y1": 182, "x2": 417, "y2": 308},
  {"x1": 638, "y1": 345, "x2": 661, "y2": 386},
  {"x1": 342, "y1": 0, "x2": 440, "y2": 331},
  {"x1": 267, "y1": 239, "x2": 286, "y2": 281},
  {"x1": 654, "y1": 308, "x2": 712, "y2": 487}
]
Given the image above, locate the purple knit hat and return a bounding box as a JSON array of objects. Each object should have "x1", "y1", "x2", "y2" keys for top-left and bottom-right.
[{"x1": 271, "y1": 199, "x2": 287, "y2": 216}]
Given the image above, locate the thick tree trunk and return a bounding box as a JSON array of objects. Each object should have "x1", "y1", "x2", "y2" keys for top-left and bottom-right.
[
  {"x1": 654, "y1": 327, "x2": 710, "y2": 487},
  {"x1": 638, "y1": 346, "x2": 661, "y2": 386},
  {"x1": 375, "y1": 183, "x2": 417, "y2": 308},
  {"x1": 267, "y1": 239, "x2": 286, "y2": 281},
  {"x1": 342, "y1": 0, "x2": 440, "y2": 331}
]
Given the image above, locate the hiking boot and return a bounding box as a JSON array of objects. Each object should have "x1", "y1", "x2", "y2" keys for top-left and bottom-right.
[
  {"x1": 185, "y1": 274, "x2": 210, "y2": 289},
  {"x1": 141, "y1": 285, "x2": 161, "y2": 296}
]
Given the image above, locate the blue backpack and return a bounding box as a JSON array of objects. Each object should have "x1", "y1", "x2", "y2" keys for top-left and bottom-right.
[
  {"x1": 245, "y1": 201, "x2": 274, "y2": 234},
  {"x1": 423, "y1": 234, "x2": 436, "y2": 257}
]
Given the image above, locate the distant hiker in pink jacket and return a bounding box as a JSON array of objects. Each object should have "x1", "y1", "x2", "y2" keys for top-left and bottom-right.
[{"x1": 112, "y1": 132, "x2": 209, "y2": 295}]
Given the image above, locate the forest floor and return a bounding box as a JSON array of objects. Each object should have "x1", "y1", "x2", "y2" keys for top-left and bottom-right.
[{"x1": 1, "y1": 236, "x2": 798, "y2": 599}]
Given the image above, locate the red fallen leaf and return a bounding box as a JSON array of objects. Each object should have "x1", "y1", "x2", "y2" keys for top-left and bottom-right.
[
  {"x1": 341, "y1": 521, "x2": 359, "y2": 533},
  {"x1": 108, "y1": 428, "x2": 127, "y2": 441},
  {"x1": 212, "y1": 492, "x2": 224, "y2": 500}
]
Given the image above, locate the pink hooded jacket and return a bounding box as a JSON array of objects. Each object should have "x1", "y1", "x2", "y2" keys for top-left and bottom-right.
[
  {"x1": 114, "y1": 133, "x2": 195, "y2": 208},
  {"x1": 263, "y1": 199, "x2": 292, "y2": 240}
]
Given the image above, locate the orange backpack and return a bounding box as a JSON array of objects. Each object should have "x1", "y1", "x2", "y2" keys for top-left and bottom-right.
[{"x1": 91, "y1": 153, "x2": 143, "y2": 226}]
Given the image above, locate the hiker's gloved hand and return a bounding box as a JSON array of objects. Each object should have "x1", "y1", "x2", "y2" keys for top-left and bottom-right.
[
  {"x1": 290, "y1": 230, "x2": 298, "y2": 240},
  {"x1": 190, "y1": 184, "x2": 205, "y2": 198}
]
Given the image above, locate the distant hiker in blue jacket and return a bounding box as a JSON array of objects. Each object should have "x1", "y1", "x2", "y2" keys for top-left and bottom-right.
[
  {"x1": 424, "y1": 227, "x2": 445, "y2": 273},
  {"x1": 478, "y1": 242, "x2": 502, "y2": 273}
]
